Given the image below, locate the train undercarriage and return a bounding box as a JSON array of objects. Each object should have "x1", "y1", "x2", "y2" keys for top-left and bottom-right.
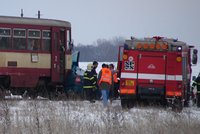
[{"x1": 0, "y1": 76, "x2": 73, "y2": 100}]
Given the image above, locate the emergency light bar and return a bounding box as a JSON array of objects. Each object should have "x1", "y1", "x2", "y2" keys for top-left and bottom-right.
[
  {"x1": 135, "y1": 43, "x2": 168, "y2": 51},
  {"x1": 125, "y1": 37, "x2": 187, "y2": 52}
]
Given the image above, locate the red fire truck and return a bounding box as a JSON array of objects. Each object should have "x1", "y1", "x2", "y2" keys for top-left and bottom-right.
[{"x1": 117, "y1": 36, "x2": 198, "y2": 110}]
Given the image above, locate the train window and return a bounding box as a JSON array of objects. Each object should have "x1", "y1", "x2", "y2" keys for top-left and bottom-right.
[
  {"x1": 13, "y1": 29, "x2": 26, "y2": 50},
  {"x1": 13, "y1": 29, "x2": 26, "y2": 37},
  {"x1": 28, "y1": 30, "x2": 41, "y2": 51},
  {"x1": 42, "y1": 30, "x2": 51, "y2": 51},
  {"x1": 60, "y1": 30, "x2": 65, "y2": 51},
  {"x1": 28, "y1": 30, "x2": 40, "y2": 38},
  {"x1": 0, "y1": 28, "x2": 11, "y2": 50},
  {"x1": 66, "y1": 30, "x2": 70, "y2": 50},
  {"x1": 0, "y1": 28, "x2": 11, "y2": 36}
]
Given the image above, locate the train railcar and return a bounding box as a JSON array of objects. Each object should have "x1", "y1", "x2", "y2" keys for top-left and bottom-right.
[{"x1": 0, "y1": 15, "x2": 73, "y2": 99}]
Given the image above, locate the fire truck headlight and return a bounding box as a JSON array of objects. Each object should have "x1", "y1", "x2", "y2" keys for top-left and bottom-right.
[{"x1": 177, "y1": 46, "x2": 182, "y2": 51}]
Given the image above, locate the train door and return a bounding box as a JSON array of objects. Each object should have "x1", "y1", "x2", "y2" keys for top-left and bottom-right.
[
  {"x1": 59, "y1": 29, "x2": 66, "y2": 82},
  {"x1": 51, "y1": 27, "x2": 65, "y2": 82}
]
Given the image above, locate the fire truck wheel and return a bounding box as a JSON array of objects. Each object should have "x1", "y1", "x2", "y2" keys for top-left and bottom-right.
[
  {"x1": 121, "y1": 99, "x2": 134, "y2": 109},
  {"x1": 172, "y1": 98, "x2": 183, "y2": 112},
  {"x1": 36, "y1": 80, "x2": 49, "y2": 99},
  {"x1": 127, "y1": 99, "x2": 134, "y2": 109},
  {"x1": 121, "y1": 99, "x2": 130, "y2": 109},
  {"x1": 197, "y1": 94, "x2": 200, "y2": 108},
  {"x1": 184, "y1": 100, "x2": 189, "y2": 107}
]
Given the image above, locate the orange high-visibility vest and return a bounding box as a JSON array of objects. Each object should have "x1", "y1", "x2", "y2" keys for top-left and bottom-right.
[
  {"x1": 113, "y1": 72, "x2": 118, "y2": 83},
  {"x1": 99, "y1": 68, "x2": 112, "y2": 85}
]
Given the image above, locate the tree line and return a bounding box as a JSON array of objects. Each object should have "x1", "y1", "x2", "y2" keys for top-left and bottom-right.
[{"x1": 74, "y1": 37, "x2": 125, "y2": 62}]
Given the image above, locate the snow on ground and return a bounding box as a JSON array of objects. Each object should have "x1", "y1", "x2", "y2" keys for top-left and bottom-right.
[{"x1": 0, "y1": 99, "x2": 200, "y2": 134}]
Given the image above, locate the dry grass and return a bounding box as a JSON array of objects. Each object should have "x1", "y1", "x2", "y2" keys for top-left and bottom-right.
[{"x1": 0, "y1": 100, "x2": 200, "y2": 134}]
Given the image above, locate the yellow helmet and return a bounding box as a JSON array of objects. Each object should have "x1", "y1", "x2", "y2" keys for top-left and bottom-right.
[{"x1": 87, "y1": 63, "x2": 93, "y2": 71}]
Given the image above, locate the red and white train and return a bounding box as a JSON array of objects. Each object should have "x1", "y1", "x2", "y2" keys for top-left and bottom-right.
[{"x1": 0, "y1": 15, "x2": 74, "y2": 98}]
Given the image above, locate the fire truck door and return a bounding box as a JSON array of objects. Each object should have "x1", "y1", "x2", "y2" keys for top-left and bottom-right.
[{"x1": 138, "y1": 55, "x2": 166, "y2": 84}]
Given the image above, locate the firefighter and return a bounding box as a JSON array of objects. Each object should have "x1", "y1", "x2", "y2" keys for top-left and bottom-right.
[
  {"x1": 92, "y1": 61, "x2": 98, "y2": 82},
  {"x1": 91, "y1": 61, "x2": 100, "y2": 99},
  {"x1": 98, "y1": 63, "x2": 113, "y2": 106},
  {"x1": 192, "y1": 73, "x2": 200, "y2": 107},
  {"x1": 83, "y1": 63, "x2": 96, "y2": 103}
]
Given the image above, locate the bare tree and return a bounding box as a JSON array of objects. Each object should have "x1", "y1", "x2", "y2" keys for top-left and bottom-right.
[{"x1": 74, "y1": 37, "x2": 124, "y2": 62}]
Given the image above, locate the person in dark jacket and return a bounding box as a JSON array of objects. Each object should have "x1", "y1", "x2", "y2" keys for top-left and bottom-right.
[
  {"x1": 92, "y1": 61, "x2": 98, "y2": 77},
  {"x1": 91, "y1": 61, "x2": 100, "y2": 99},
  {"x1": 109, "y1": 64, "x2": 119, "y2": 100},
  {"x1": 192, "y1": 73, "x2": 200, "y2": 107},
  {"x1": 83, "y1": 63, "x2": 96, "y2": 103}
]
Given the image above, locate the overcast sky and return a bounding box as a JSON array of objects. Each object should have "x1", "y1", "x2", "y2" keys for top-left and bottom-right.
[{"x1": 1, "y1": 0, "x2": 200, "y2": 46}]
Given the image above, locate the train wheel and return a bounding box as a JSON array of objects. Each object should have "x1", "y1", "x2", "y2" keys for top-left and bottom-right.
[
  {"x1": 27, "y1": 88, "x2": 36, "y2": 99},
  {"x1": 0, "y1": 86, "x2": 5, "y2": 100},
  {"x1": 36, "y1": 80, "x2": 49, "y2": 99},
  {"x1": 55, "y1": 86, "x2": 66, "y2": 100}
]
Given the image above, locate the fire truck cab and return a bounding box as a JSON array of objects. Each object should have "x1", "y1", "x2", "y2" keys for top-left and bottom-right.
[{"x1": 118, "y1": 36, "x2": 198, "y2": 110}]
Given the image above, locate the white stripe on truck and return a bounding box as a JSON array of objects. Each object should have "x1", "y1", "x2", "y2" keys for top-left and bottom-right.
[{"x1": 121, "y1": 72, "x2": 182, "y2": 81}]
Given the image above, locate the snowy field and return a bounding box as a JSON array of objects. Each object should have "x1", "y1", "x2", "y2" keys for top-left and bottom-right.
[
  {"x1": 0, "y1": 100, "x2": 200, "y2": 134},
  {"x1": 0, "y1": 62, "x2": 200, "y2": 134}
]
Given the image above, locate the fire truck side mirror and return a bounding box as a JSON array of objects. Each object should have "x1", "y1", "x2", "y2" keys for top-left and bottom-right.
[{"x1": 192, "y1": 49, "x2": 198, "y2": 65}]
